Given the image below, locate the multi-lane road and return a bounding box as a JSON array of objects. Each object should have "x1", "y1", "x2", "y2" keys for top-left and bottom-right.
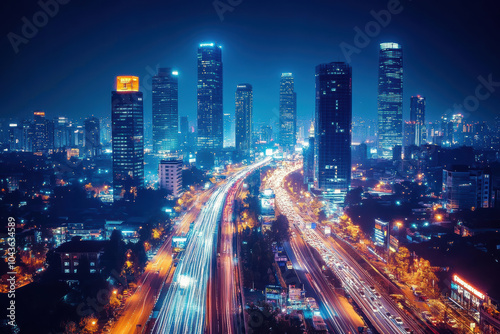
[
  {"x1": 268, "y1": 163, "x2": 427, "y2": 334},
  {"x1": 151, "y1": 158, "x2": 270, "y2": 334},
  {"x1": 110, "y1": 191, "x2": 212, "y2": 334},
  {"x1": 209, "y1": 176, "x2": 245, "y2": 334}
]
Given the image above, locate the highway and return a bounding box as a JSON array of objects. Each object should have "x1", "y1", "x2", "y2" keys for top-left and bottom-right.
[
  {"x1": 110, "y1": 190, "x2": 211, "y2": 334},
  {"x1": 209, "y1": 176, "x2": 245, "y2": 334},
  {"x1": 266, "y1": 164, "x2": 363, "y2": 334},
  {"x1": 151, "y1": 158, "x2": 271, "y2": 334},
  {"x1": 268, "y1": 163, "x2": 425, "y2": 334}
]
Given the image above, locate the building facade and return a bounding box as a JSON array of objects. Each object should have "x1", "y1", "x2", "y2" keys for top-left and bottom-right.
[
  {"x1": 32, "y1": 111, "x2": 52, "y2": 153},
  {"x1": 112, "y1": 76, "x2": 144, "y2": 201},
  {"x1": 152, "y1": 68, "x2": 179, "y2": 154},
  {"x1": 235, "y1": 84, "x2": 253, "y2": 152},
  {"x1": 84, "y1": 116, "x2": 101, "y2": 158},
  {"x1": 314, "y1": 62, "x2": 352, "y2": 201},
  {"x1": 377, "y1": 42, "x2": 403, "y2": 158},
  {"x1": 197, "y1": 42, "x2": 223, "y2": 150},
  {"x1": 159, "y1": 159, "x2": 183, "y2": 197},
  {"x1": 442, "y1": 167, "x2": 490, "y2": 212},
  {"x1": 410, "y1": 95, "x2": 426, "y2": 146},
  {"x1": 279, "y1": 73, "x2": 297, "y2": 151}
]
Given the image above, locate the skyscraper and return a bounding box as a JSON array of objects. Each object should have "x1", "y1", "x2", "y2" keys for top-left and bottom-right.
[
  {"x1": 32, "y1": 111, "x2": 51, "y2": 153},
  {"x1": 180, "y1": 116, "x2": 189, "y2": 149},
  {"x1": 235, "y1": 84, "x2": 253, "y2": 152},
  {"x1": 279, "y1": 73, "x2": 297, "y2": 151},
  {"x1": 377, "y1": 42, "x2": 403, "y2": 158},
  {"x1": 223, "y1": 112, "x2": 234, "y2": 148},
  {"x1": 152, "y1": 68, "x2": 179, "y2": 154},
  {"x1": 84, "y1": 116, "x2": 101, "y2": 158},
  {"x1": 314, "y1": 62, "x2": 352, "y2": 201},
  {"x1": 410, "y1": 95, "x2": 426, "y2": 146},
  {"x1": 197, "y1": 42, "x2": 223, "y2": 150},
  {"x1": 53, "y1": 117, "x2": 73, "y2": 149},
  {"x1": 112, "y1": 76, "x2": 144, "y2": 201}
]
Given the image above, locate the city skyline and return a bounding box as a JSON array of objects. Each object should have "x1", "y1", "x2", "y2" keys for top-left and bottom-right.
[
  {"x1": 2, "y1": 1, "x2": 500, "y2": 126},
  {"x1": 2, "y1": 2, "x2": 500, "y2": 334}
]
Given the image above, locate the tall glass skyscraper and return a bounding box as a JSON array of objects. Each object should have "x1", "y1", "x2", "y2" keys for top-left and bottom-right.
[
  {"x1": 377, "y1": 42, "x2": 403, "y2": 158},
  {"x1": 180, "y1": 116, "x2": 189, "y2": 149},
  {"x1": 84, "y1": 116, "x2": 101, "y2": 157},
  {"x1": 112, "y1": 76, "x2": 144, "y2": 201},
  {"x1": 152, "y1": 68, "x2": 179, "y2": 154},
  {"x1": 314, "y1": 62, "x2": 352, "y2": 201},
  {"x1": 197, "y1": 42, "x2": 223, "y2": 150},
  {"x1": 235, "y1": 84, "x2": 253, "y2": 151},
  {"x1": 32, "y1": 111, "x2": 51, "y2": 153},
  {"x1": 279, "y1": 73, "x2": 297, "y2": 151},
  {"x1": 410, "y1": 95, "x2": 426, "y2": 146}
]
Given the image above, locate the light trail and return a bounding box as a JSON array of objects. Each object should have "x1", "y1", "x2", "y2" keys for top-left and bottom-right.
[{"x1": 151, "y1": 158, "x2": 271, "y2": 334}]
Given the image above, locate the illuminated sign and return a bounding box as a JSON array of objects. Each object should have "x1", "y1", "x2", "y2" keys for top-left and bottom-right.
[
  {"x1": 172, "y1": 71, "x2": 179, "y2": 76},
  {"x1": 374, "y1": 219, "x2": 388, "y2": 247},
  {"x1": 116, "y1": 76, "x2": 139, "y2": 92},
  {"x1": 34, "y1": 111, "x2": 45, "y2": 116},
  {"x1": 453, "y1": 275, "x2": 485, "y2": 300}
]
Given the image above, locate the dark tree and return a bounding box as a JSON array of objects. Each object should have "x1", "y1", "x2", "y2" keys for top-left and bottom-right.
[
  {"x1": 270, "y1": 215, "x2": 290, "y2": 243},
  {"x1": 344, "y1": 186, "x2": 363, "y2": 207}
]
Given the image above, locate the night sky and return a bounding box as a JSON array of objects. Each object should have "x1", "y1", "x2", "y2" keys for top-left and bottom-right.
[{"x1": 1, "y1": 0, "x2": 499, "y2": 126}]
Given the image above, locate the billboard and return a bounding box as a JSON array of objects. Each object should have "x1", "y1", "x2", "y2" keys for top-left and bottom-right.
[
  {"x1": 260, "y1": 189, "x2": 276, "y2": 218},
  {"x1": 374, "y1": 219, "x2": 388, "y2": 247},
  {"x1": 172, "y1": 236, "x2": 187, "y2": 251}
]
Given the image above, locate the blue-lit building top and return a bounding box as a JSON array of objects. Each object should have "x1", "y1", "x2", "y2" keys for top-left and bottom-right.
[
  {"x1": 197, "y1": 42, "x2": 223, "y2": 150},
  {"x1": 279, "y1": 73, "x2": 297, "y2": 151},
  {"x1": 112, "y1": 76, "x2": 144, "y2": 201},
  {"x1": 377, "y1": 42, "x2": 403, "y2": 158}
]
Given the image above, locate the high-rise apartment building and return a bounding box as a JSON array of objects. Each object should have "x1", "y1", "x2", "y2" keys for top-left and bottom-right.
[
  {"x1": 159, "y1": 159, "x2": 183, "y2": 197},
  {"x1": 235, "y1": 84, "x2": 253, "y2": 151}
]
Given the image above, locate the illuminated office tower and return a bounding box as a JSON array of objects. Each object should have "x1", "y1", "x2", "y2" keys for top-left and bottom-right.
[
  {"x1": 314, "y1": 62, "x2": 352, "y2": 201},
  {"x1": 152, "y1": 68, "x2": 179, "y2": 154},
  {"x1": 32, "y1": 111, "x2": 52, "y2": 153},
  {"x1": 180, "y1": 116, "x2": 189, "y2": 149},
  {"x1": 8, "y1": 123, "x2": 23, "y2": 151},
  {"x1": 223, "y1": 112, "x2": 234, "y2": 148},
  {"x1": 112, "y1": 76, "x2": 144, "y2": 201},
  {"x1": 410, "y1": 95, "x2": 426, "y2": 146},
  {"x1": 53, "y1": 117, "x2": 73, "y2": 149},
  {"x1": 377, "y1": 42, "x2": 403, "y2": 158},
  {"x1": 235, "y1": 84, "x2": 253, "y2": 151},
  {"x1": 84, "y1": 116, "x2": 101, "y2": 157},
  {"x1": 197, "y1": 42, "x2": 223, "y2": 150},
  {"x1": 279, "y1": 73, "x2": 297, "y2": 151}
]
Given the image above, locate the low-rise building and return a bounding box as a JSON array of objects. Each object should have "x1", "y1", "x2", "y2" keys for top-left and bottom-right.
[{"x1": 55, "y1": 238, "x2": 105, "y2": 278}]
